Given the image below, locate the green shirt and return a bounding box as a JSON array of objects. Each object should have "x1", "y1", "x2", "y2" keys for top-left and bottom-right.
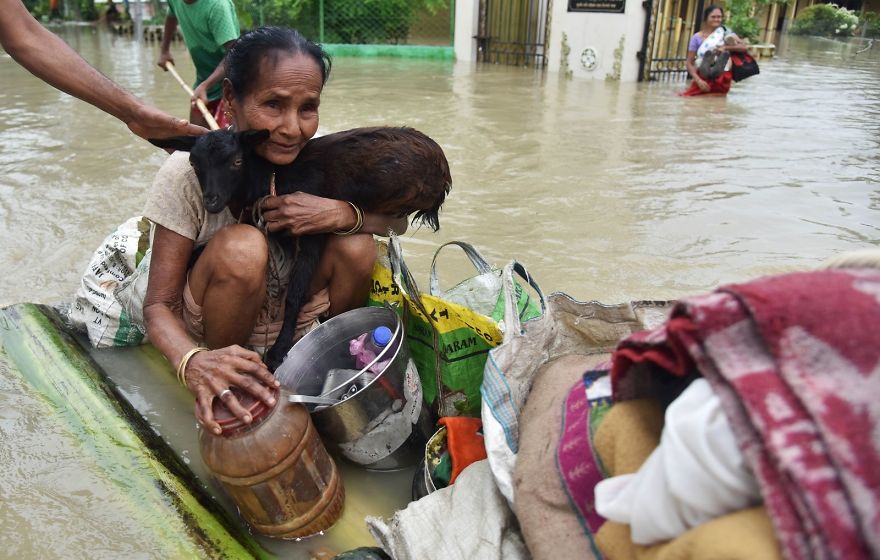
[{"x1": 167, "y1": 0, "x2": 239, "y2": 101}]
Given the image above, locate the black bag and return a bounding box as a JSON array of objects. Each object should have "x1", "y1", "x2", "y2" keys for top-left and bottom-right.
[
  {"x1": 699, "y1": 50, "x2": 730, "y2": 80},
  {"x1": 730, "y1": 52, "x2": 760, "y2": 82}
]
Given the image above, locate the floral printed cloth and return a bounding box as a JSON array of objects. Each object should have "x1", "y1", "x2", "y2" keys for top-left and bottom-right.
[{"x1": 611, "y1": 268, "x2": 880, "y2": 560}]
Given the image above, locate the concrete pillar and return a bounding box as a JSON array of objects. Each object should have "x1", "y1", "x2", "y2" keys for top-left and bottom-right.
[{"x1": 454, "y1": 0, "x2": 481, "y2": 62}]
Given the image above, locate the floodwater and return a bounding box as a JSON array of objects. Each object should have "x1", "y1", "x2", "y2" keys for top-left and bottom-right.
[{"x1": 1, "y1": 23, "x2": 878, "y2": 559}]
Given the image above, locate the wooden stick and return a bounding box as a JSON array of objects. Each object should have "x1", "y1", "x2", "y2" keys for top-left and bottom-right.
[{"x1": 163, "y1": 61, "x2": 221, "y2": 131}]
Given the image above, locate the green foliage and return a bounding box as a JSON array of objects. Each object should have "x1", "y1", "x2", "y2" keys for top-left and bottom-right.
[
  {"x1": 725, "y1": 0, "x2": 761, "y2": 42},
  {"x1": 728, "y1": 12, "x2": 760, "y2": 41},
  {"x1": 23, "y1": 0, "x2": 48, "y2": 19},
  {"x1": 79, "y1": 0, "x2": 98, "y2": 20},
  {"x1": 237, "y1": 0, "x2": 311, "y2": 30},
  {"x1": 861, "y1": 11, "x2": 880, "y2": 38},
  {"x1": 790, "y1": 3, "x2": 859, "y2": 37},
  {"x1": 23, "y1": 0, "x2": 97, "y2": 20},
  {"x1": 323, "y1": 0, "x2": 418, "y2": 44},
  {"x1": 236, "y1": 0, "x2": 449, "y2": 44},
  {"x1": 23, "y1": 0, "x2": 452, "y2": 45}
]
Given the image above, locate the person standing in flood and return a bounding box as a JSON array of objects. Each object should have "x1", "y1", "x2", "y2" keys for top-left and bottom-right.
[
  {"x1": 681, "y1": 5, "x2": 749, "y2": 96},
  {"x1": 157, "y1": 0, "x2": 239, "y2": 128}
]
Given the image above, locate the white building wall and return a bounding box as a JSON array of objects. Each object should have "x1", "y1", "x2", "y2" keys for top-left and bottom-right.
[
  {"x1": 546, "y1": 0, "x2": 648, "y2": 81},
  {"x1": 454, "y1": 0, "x2": 481, "y2": 63}
]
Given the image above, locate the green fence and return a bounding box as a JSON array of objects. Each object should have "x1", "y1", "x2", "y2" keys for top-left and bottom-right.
[{"x1": 237, "y1": 0, "x2": 455, "y2": 58}]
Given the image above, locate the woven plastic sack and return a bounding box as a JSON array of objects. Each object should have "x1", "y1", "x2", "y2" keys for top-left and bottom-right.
[
  {"x1": 481, "y1": 267, "x2": 672, "y2": 503},
  {"x1": 366, "y1": 239, "x2": 405, "y2": 311},
  {"x1": 429, "y1": 241, "x2": 540, "y2": 325},
  {"x1": 69, "y1": 216, "x2": 151, "y2": 348},
  {"x1": 369, "y1": 235, "x2": 539, "y2": 417}
]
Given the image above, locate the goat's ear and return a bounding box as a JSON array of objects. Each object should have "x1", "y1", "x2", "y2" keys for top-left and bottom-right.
[
  {"x1": 148, "y1": 136, "x2": 199, "y2": 152},
  {"x1": 239, "y1": 129, "x2": 270, "y2": 148}
]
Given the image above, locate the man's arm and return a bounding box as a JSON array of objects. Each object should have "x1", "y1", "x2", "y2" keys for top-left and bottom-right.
[
  {"x1": 191, "y1": 2, "x2": 240, "y2": 106},
  {"x1": 191, "y1": 39, "x2": 235, "y2": 106},
  {"x1": 157, "y1": 14, "x2": 178, "y2": 71},
  {"x1": 0, "y1": 0, "x2": 206, "y2": 140}
]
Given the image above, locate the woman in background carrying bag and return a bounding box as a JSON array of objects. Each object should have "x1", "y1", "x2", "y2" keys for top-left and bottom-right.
[{"x1": 682, "y1": 5, "x2": 750, "y2": 96}]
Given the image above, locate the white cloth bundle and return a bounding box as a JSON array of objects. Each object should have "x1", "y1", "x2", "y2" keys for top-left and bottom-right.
[{"x1": 595, "y1": 379, "x2": 761, "y2": 544}]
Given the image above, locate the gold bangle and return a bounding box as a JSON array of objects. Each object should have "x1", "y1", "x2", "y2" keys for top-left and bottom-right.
[
  {"x1": 333, "y1": 201, "x2": 364, "y2": 236},
  {"x1": 176, "y1": 346, "x2": 207, "y2": 387}
]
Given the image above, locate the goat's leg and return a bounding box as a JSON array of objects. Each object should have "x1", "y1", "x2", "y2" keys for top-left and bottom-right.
[{"x1": 266, "y1": 237, "x2": 324, "y2": 371}]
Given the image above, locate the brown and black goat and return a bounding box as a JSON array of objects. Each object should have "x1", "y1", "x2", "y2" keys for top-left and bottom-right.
[{"x1": 151, "y1": 126, "x2": 451, "y2": 370}]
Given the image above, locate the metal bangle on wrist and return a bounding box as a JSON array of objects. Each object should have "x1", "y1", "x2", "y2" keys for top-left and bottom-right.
[
  {"x1": 176, "y1": 346, "x2": 208, "y2": 387},
  {"x1": 333, "y1": 201, "x2": 364, "y2": 235}
]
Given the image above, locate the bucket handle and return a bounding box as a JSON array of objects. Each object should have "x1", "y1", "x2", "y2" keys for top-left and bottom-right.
[{"x1": 288, "y1": 394, "x2": 339, "y2": 406}]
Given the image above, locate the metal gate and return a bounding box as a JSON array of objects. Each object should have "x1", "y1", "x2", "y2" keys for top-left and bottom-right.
[
  {"x1": 640, "y1": 0, "x2": 705, "y2": 80},
  {"x1": 476, "y1": 0, "x2": 551, "y2": 68}
]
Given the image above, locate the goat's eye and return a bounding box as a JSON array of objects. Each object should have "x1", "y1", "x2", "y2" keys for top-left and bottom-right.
[{"x1": 232, "y1": 158, "x2": 243, "y2": 168}]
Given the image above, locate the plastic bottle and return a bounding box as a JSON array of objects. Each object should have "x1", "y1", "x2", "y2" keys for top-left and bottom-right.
[{"x1": 350, "y1": 325, "x2": 393, "y2": 373}]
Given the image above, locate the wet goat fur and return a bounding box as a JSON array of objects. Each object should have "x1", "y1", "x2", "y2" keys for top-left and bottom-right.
[{"x1": 150, "y1": 126, "x2": 451, "y2": 369}]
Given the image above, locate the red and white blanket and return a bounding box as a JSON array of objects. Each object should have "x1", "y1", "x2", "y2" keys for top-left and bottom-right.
[{"x1": 611, "y1": 268, "x2": 880, "y2": 560}]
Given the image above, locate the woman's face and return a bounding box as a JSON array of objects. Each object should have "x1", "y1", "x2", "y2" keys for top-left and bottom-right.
[
  {"x1": 226, "y1": 52, "x2": 323, "y2": 166},
  {"x1": 706, "y1": 8, "x2": 724, "y2": 29}
]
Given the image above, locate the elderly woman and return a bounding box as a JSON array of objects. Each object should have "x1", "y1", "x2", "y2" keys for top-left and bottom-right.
[
  {"x1": 682, "y1": 5, "x2": 749, "y2": 96},
  {"x1": 143, "y1": 27, "x2": 415, "y2": 435}
]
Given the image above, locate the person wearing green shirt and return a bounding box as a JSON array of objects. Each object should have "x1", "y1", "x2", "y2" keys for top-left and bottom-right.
[{"x1": 158, "y1": 0, "x2": 239, "y2": 128}]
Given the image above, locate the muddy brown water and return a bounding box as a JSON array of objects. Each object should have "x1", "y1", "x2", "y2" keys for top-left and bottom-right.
[{"x1": 0, "y1": 23, "x2": 878, "y2": 558}]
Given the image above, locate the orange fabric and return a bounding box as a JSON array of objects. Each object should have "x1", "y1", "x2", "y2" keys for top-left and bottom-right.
[
  {"x1": 207, "y1": 99, "x2": 229, "y2": 129},
  {"x1": 680, "y1": 70, "x2": 733, "y2": 96},
  {"x1": 438, "y1": 417, "x2": 487, "y2": 484}
]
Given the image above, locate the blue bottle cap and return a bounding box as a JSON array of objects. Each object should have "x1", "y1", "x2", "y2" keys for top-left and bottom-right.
[{"x1": 371, "y1": 326, "x2": 393, "y2": 347}]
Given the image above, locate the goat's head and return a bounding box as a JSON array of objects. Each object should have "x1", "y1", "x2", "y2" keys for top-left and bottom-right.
[{"x1": 150, "y1": 129, "x2": 270, "y2": 213}]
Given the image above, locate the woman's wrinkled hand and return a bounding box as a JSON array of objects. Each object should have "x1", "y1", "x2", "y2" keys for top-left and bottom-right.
[
  {"x1": 184, "y1": 345, "x2": 280, "y2": 435},
  {"x1": 261, "y1": 192, "x2": 350, "y2": 236},
  {"x1": 697, "y1": 78, "x2": 711, "y2": 92}
]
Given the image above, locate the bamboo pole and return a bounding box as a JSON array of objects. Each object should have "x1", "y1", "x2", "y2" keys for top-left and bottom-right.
[
  {"x1": 163, "y1": 61, "x2": 221, "y2": 131},
  {"x1": 652, "y1": 0, "x2": 669, "y2": 70},
  {"x1": 784, "y1": 0, "x2": 797, "y2": 34},
  {"x1": 766, "y1": 2, "x2": 780, "y2": 45},
  {"x1": 684, "y1": 0, "x2": 697, "y2": 58},
  {"x1": 670, "y1": 0, "x2": 684, "y2": 61},
  {"x1": 656, "y1": 0, "x2": 673, "y2": 64}
]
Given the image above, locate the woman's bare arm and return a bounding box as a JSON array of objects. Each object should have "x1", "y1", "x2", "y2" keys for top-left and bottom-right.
[
  {"x1": 0, "y1": 0, "x2": 206, "y2": 140},
  {"x1": 191, "y1": 40, "x2": 236, "y2": 106},
  {"x1": 719, "y1": 40, "x2": 750, "y2": 54},
  {"x1": 142, "y1": 226, "x2": 201, "y2": 377},
  {"x1": 686, "y1": 51, "x2": 710, "y2": 92},
  {"x1": 686, "y1": 51, "x2": 700, "y2": 81},
  {"x1": 143, "y1": 225, "x2": 278, "y2": 434}
]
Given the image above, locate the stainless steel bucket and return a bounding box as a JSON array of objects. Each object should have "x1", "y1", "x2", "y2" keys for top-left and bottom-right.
[{"x1": 274, "y1": 306, "x2": 432, "y2": 470}]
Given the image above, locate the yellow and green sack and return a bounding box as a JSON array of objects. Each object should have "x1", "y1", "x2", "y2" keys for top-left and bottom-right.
[{"x1": 368, "y1": 237, "x2": 540, "y2": 417}]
